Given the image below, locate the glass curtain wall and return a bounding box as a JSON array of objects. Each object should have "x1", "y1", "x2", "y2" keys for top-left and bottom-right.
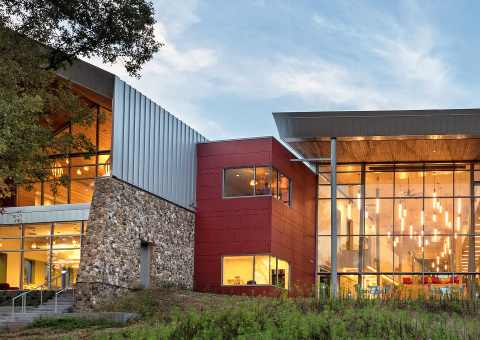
[
  {"x1": 16, "y1": 108, "x2": 112, "y2": 207},
  {"x1": 318, "y1": 163, "x2": 480, "y2": 298},
  {"x1": 0, "y1": 221, "x2": 85, "y2": 290}
]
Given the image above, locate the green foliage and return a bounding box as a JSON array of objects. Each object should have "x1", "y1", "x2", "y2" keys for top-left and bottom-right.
[
  {"x1": 84, "y1": 288, "x2": 480, "y2": 340},
  {"x1": 27, "y1": 317, "x2": 123, "y2": 331},
  {"x1": 0, "y1": 0, "x2": 163, "y2": 78},
  {"x1": 0, "y1": 26, "x2": 101, "y2": 202}
]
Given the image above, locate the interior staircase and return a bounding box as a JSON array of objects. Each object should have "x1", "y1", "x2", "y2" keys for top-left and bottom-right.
[{"x1": 0, "y1": 290, "x2": 74, "y2": 329}]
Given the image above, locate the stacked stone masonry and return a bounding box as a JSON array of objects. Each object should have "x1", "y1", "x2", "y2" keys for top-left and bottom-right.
[{"x1": 76, "y1": 177, "x2": 195, "y2": 312}]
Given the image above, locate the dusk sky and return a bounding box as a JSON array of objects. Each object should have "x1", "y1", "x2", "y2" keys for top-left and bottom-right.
[{"x1": 84, "y1": 0, "x2": 480, "y2": 142}]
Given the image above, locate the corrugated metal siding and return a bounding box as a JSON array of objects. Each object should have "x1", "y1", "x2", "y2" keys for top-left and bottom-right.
[
  {"x1": 0, "y1": 204, "x2": 91, "y2": 224},
  {"x1": 112, "y1": 76, "x2": 207, "y2": 212}
]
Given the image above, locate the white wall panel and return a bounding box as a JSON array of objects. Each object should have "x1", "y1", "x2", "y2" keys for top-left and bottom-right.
[
  {"x1": 0, "y1": 204, "x2": 90, "y2": 225},
  {"x1": 112, "y1": 77, "x2": 207, "y2": 211}
]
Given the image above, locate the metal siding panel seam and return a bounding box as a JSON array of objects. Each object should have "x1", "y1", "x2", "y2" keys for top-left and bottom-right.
[
  {"x1": 166, "y1": 113, "x2": 174, "y2": 202},
  {"x1": 127, "y1": 89, "x2": 136, "y2": 183},
  {"x1": 158, "y1": 107, "x2": 165, "y2": 198},
  {"x1": 133, "y1": 91, "x2": 141, "y2": 186},
  {"x1": 149, "y1": 101, "x2": 156, "y2": 192},
  {"x1": 179, "y1": 122, "x2": 185, "y2": 208},
  {"x1": 137, "y1": 95, "x2": 146, "y2": 187},
  {"x1": 151, "y1": 104, "x2": 158, "y2": 195},
  {"x1": 161, "y1": 110, "x2": 169, "y2": 198},
  {"x1": 121, "y1": 84, "x2": 131, "y2": 180},
  {"x1": 143, "y1": 98, "x2": 151, "y2": 190},
  {"x1": 172, "y1": 117, "x2": 179, "y2": 205},
  {"x1": 112, "y1": 77, "x2": 125, "y2": 179}
]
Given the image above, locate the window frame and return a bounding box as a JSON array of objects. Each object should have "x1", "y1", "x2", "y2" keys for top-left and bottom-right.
[
  {"x1": 223, "y1": 165, "x2": 292, "y2": 207},
  {"x1": 221, "y1": 253, "x2": 291, "y2": 290}
]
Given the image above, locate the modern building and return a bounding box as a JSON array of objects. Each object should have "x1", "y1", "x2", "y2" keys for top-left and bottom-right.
[{"x1": 1, "y1": 59, "x2": 480, "y2": 307}]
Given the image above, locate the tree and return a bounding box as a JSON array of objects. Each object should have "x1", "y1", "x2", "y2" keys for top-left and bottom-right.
[
  {"x1": 1, "y1": 0, "x2": 163, "y2": 78},
  {"x1": 0, "y1": 26, "x2": 98, "y2": 204},
  {"x1": 0, "y1": 0, "x2": 162, "y2": 207}
]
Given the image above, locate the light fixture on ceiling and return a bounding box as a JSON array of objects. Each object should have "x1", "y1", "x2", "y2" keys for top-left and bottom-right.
[
  {"x1": 84, "y1": 166, "x2": 90, "y2": 171},
  {"x1": 31, "y1": 242, "x2": 36, "y2": 249},
  {"x1": 77, "y1": 169, "x2": 82, "y2": 175}
]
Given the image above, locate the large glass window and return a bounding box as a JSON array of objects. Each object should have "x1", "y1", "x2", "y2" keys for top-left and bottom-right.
[
  {"x1": 222, "y1": 254, "x2": 291, "y2": 289},
  {"x1": 15, "y1": 108, "x2": 111, "y2": 207},
  {"x1": 224, "y1": 166, "x2": 291, "y2": 206},
  {"x1": 318, "y1": 162, "x2": 480, "y2": 295},
  {"x1": 0, "y1": 221, "x2": 85, "y2": 290}
]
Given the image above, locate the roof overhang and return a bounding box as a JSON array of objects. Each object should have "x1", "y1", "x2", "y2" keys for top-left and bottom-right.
[{"x1": 273, "y1": 109, "x2": 480, "y2": 163}]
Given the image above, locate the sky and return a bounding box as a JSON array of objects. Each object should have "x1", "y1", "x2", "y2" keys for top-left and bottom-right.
[{"x1": 84, "y1": 0, "x2": 480, "y2": 141}]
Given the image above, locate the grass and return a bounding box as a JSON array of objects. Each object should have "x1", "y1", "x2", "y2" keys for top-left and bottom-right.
[
  {"x1": 3, "y1": 285, "x2": 480, "y2": 339},
  {"x1": 26, "y1": 317, "x2": 124, "y2": 331}
]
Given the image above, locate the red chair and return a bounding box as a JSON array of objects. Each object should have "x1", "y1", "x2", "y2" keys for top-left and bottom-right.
[
  {"x1": 403, "y1": 278, "x2": 412, "y2": 285},
  {"x1": 448, "y1": 276, "x2": 459, "y2": 284},
  {"x1": 431, "y1": 277, "x2": 441, "y2": 284},
  {"x1": 420, "y1": 277, "x2": 428, "y2": 284}
]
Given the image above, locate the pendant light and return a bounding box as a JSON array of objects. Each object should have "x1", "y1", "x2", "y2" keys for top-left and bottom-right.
[
  {"x1": 388, "y1": 231, "x2": 390, "y2": 238},
  {"x1": 372, "y1": 225, "x2": 375, "y2": 232},
  {"x1": 437, "y1": 256, "x2": 439, "y2": 265},
  {"x1": 457, "y1": 216, "x2": 460, "y2": 231},
  {"x1": 366, "y1": 211, "x2": 369, "y2": 219},
  {"x1": 445, "y1": 210, "x2": 448, "y2": 227},
  {"x1": 31, "y1": 242, "x2": 37, "y2": 249},
  {"x1": 376, "y1": 198, "x2": 379, "y2": 214},
  {"x1": 434, "y1": 228, "x2": 437, "y2": 242}
]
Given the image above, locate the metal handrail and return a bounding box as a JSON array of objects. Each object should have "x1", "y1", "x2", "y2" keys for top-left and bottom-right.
[
  {"x1": 55, "y1": 282, "x2": 77, "y2": 313},
  {"x1": 12, "y1": 274, "x2": 64, "y2": 321}
]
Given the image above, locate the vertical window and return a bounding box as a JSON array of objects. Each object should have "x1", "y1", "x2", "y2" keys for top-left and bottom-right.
[
  {"x1": 222, "y1": 255, "x2": 254, "y2": 285},
  {"x1": 255, "y1": 167, "x2": 272, "y2": 196},
  {"x1": 279, "y1": 173, "x2": 290, "y2": 205}
]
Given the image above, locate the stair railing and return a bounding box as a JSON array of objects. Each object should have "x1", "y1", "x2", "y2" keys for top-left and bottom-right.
[
  {"x1": 12, "y1": 273, "x2": 64, "y2": 321},
  {"x1": 55, "y1": 282, "x2": 77, "y2": 313}
]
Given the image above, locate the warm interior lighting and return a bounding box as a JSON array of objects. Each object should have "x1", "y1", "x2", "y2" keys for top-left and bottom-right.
[
  {"x1": 449, "y1": 249, "x2": 451, "y2": 254},
  {"x1": 388, "y1": 231, "x2": 390, "y2": 238},
  {"x1": 0, "y1": 241, "x2": 2, "y2": 247},
  {"x1": 426, "y1": 240, "x2": 429, "y2": 246},
  {"x1": 395, "y1": 236, "x2": 398, "y2": 243},
  {"x1": 445, "y1": 265, "x2": 447, "y2": 270},
  {"x1": 419, "y1": 236, "x2": 421, "y2": 247},
  {"x1": 365, "y1": 211, "x2": 369, "y2": 219},
  {"x1": 77, "y1": 169, "x2": 82, "y2": 175},
  {"x1": 432, "y1": 263, "x2": 434, "y2": 268},
  {"x1": 399, "y1": 202, "x2": 402, "y2": 219},
  {"x1": 455, "y1": 233, "x2": 457, "y2": 239},
  {"x1": 449, "y1": 221, "x2": 451, "y2": 229},
  {"x1": 394, "y1": 241, "x2": 396, "y2": 247},
  {"x1": 404, "y1": 209, "x2": 406, "y2": 217},
  {"x1": 437, "y1": 256, "x2": 439, "y2": 265},
  {"x1": 436, "y1": 201, "x2": 440, "y2": 209},
  {"x1": 442, "y1": 251, "x2": 444, "y2": 257},
  {"x1": 437, "y1": 267, "x2": 439, "y2": 272},
  {"x1": 250, "y1": 180, "x2": 257, "y2": 186},
  {"x1": 348, "y1": 203, "x2": 351, "y2": 220},
  {"x1": 434, "y1": 228, "x2": 437, "y2": 242},
  {"x1": 457, "y1": 216, "x2": 460, "y2": 231},
  {"x1": 433, "y1": 214, "x2": 436, "y2": 222},
  {"x1": 83, "y1": 166, "x2": 89, "y2": 171},
  {"x1": 421, "y1": 211, "x2": 424, "y2": 225},
  {"x1": 447, "y1": 237, "x2": 450, "y2": 248},
  {"x1": 439, "y1": 205, "x2": 442, "y2": 213},
  {"x1": 410, "y1": 225, "x2": 413, "y2": 238},
  {"x1": 458, "y1": 198, "x2": 461, "y2": 214},
  {"x1": 401, "y1": 218, "x2": 404, "y2": 232},
  {"x1": 422, "y1": 247, "x2": 424, "y2": 252},
  {"x1": 357, "y1": 193, "x2": 360, "y2": 210},
  {"x1": 372, "y1": 225, "x2": 375, "y2": 232},
  {"x1": 376, "y1": 198, "x2": 379, "y2": 214},
  {"x1": 31, "y1": 242, "x2": 36, "y2": 249},
  {"x1": 445, "y1": 211, "x2": 448, "y2": 226}
]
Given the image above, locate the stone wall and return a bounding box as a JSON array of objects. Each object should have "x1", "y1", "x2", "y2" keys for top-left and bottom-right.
[{"x1": 76, "y1": 176, "x2": 195, "y2": 312}]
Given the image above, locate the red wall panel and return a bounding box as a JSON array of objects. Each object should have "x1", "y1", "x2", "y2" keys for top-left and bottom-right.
[{"x1": 195, "y1": 137, "x2": 316, "y2": 296}]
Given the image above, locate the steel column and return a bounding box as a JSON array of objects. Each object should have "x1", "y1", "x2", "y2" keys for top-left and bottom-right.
[{"x1": 331, "y1": 137, "x2": 337, "y2": 296}]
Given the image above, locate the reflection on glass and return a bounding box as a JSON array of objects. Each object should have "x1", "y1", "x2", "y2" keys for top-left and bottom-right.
[
  {"x1": 271, "y1": 168, "x2": 278, "y2": 199},
  {"x1": 317, "y1": 201, "x2": 331, "y2": 235},
  {"x1": 17, "y1": 183, "x2": 42, "y2": 206},
  {"x1": 23, "y1": 223, "x2": 50, "y2": 237},
  {"x1": 224, "y1": 168, "x2": 254, "y2": 198},
  {"x1": 279, "y1": 173, "x2": 290, "y2": 205},
  {"x1": 254, "y1": 255, "x2": 270, "y2": 284},
  {"x1": 70, "y1": 179, "x2": 95, "y2": 204},
  {"x1": 51, "y1": 249, "x2": 80, "y2": 289},
  {"x1": 22, "y1": 251, "x2": 49, "y2": 290},
  {"x1": 0, "y1": 238, "x2": 21, "y2": 250},
  {"x1": 98, "y1": 108, "x2": 112, "y2": 151},
  {"x1": 317, "y1": 237, "x2": 331, "y2": 272},
  {"x1": 53, "y1": 222, "x2": 82, "y2": 235},
  {"x1": 222, "y1": 256, "x2": 254, "y2": 285},
  {"x1": 255, "y1": 167, "x2": 271, "y2": 196},
  {"x1": 277, "y1": 258, "x2": 290, "y2": 289},
  {"x1": 338, "y1": 199, "x2": 361, "y2": 235},
  {"x1": 43, "y1": 182, "x2": 68, "y2": 205}
]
